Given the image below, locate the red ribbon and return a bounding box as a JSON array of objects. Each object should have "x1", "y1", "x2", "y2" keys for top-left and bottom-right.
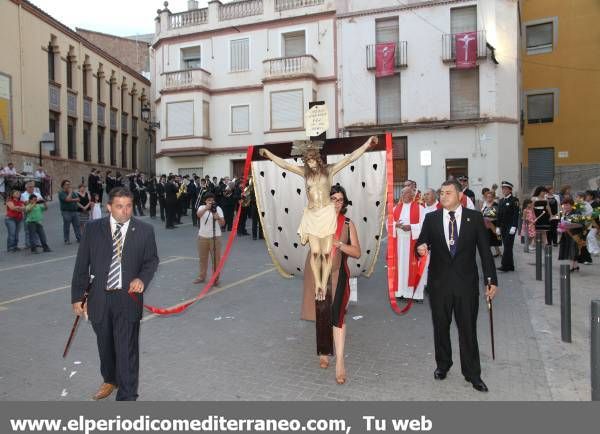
[
  {"x1": 129, "y1": 145, "x2": 255, "y2": 315},
  {"x1": 385, "y1": 133, "x2": 427, "y2": 315}
]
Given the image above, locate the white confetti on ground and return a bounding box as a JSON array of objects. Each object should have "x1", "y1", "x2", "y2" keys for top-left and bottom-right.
[
  {"x1": 225, "y1": 316, "x2": 235, "y2": 320},
  {"x1": 214, "y1": 316, "x2": 222, "y2": 321},
  {"x1": 61, "y1": 389, "x2": 68, "y2": 397},
  {"x1": 285, "y1": 337, "x2": 297, "y2": 341},
  {"x1": 69, "y1": 371, "x2": 77, "y2": 379},
  {"x1": 352, "y1": 315, "x2": 363, "y2": 320},
  {"x1": 73, "y1": 361, "x2": 82, "y2": 365},
  {"x1": 63, "y1": 367, "x2": 67, "y2": 371}
]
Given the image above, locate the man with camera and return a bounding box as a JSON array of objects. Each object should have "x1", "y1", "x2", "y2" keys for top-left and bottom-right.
[{"x1": 194, "y1": 192, "x2": 225, "y2": 286}]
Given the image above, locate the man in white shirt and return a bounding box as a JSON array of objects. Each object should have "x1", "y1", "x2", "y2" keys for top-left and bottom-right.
[
  {"x1": 391, "y1": 187, "x2": 426, "y2": 301},
  {"x1": 194, "y1": 192, "x2": 226, "y2": 285},
  {"x1": 422, "y1": 188, "x2": 441, "y2": 215}
]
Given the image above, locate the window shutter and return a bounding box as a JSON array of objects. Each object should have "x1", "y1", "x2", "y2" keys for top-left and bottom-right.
[
  {"x1": 283, "y1": 32, "x2": 306, "y2": 57},
  {"x1": 450, "y1": 68, "x2": 479, "y2": 119},
  {"x1": 167, "y1": 101, "x2": 194, "y2": 137},
  {"x1": 203, "y1": 101, "x2": 210, "y2": 137},
  {"x1": 230, "y1": 38, "x2": 250, "y2": 72},
  {"x1": 231, "y1": 105, "x2": 250, "y2": 133},
  {"x1": 527, "y1": 93, "x2": 554, "y2": 123},
  {"x1": 528, "y1": 148, "x2": 555, "y2": 188},
  {"x1": 451, "y1": 6, "x2": 477, "y2": 34},
  {"x1": 376, "y1": 18, "x2": 399, "y2": 44},
  {"x1": 181, "y1": 46, "x2": 201, "y2": 69},
  {"x1": 376, "y1": 74, "x2": 401, "y2": 124},
  {"x1": 271, "y1": 90, "x2": 303, "y2": 130},
  {"x1": 526, "y1": 23, "x2": 553, "y2": 49}
]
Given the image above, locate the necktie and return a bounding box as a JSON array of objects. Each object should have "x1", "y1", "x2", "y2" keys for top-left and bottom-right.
[
  {"x1": 448, "y1": 211, "x2": 457, "y2": 257},
  {"x1": 107, "y1": 223, "x2": 124, "y2": 290}
]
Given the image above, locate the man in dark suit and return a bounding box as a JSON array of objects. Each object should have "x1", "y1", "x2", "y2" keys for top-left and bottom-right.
[
  {"x1": 458, "y1": 176, "x2": 476, "y2": 204},
  {"x1": 71, "y1": 187, "x2": 159, "y2": 401},
  {"x1": 416, "y1": 180, "x2": 498, "y2": 392},
  {"x1": 156, "y1": 175, "x2": 167, "y2": 222},
  {"x1": 496, "y1": 181, "x2": 520, "y2": 272},
  {"x1": 164, "y1": 175, "x2": 178, "y2": 229}
]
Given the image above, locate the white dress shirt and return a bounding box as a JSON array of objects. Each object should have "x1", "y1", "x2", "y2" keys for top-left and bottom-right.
[
  {"x1": 443, "y1": 205, "x2": 463, "y2": 250},
  {"x1": 197, "y1": 205, "x2": 224, "y2": 238},
  {"x1": 109, "y1": 215, "x2": 130, "y2": 289}
]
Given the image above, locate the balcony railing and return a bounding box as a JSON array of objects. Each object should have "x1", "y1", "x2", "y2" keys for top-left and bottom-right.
[
  {"x1": 263, "y1": 55, "x2": 317, "y2": 80},
  {"x1": 275, "y1": 0, "x2": 324, "y2": 12},
  {"x1": 49, "y1": 83, "x2": 60, "y2": 112},
  {"x1": 442, "y1": 30, "x2": 487, "y2": 62},
  {"x1": 83, "y1": 98, "x2": 92, "y2": 122},
  {"x1": 162, "y1": 68, "x2": 211, "y2": 91},
  {"x1": 219, "y1": 0, "x2": 263, "y2": 21},
  {"x1": 67, "y1": 90, "x2": 77, "y2": 117},
  {"x1": 121, "y1": 113, "x2": 128, "y2": 133},
  {"x1": 366, "y1": 42, "x2": 408, "y2": 70},
  {"x1": 97, "y1": 103, "x2": 105, "y2": 126},
  {"x1": 110, "y1": 108, "x2": 118, "y2": 131},
  {"x1": 168, "y1": 8, "x2": 208, "y2": 29}
]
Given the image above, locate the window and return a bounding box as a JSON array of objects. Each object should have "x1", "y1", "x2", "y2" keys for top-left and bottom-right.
[
  {"x1": 446, "y1": 158, "x2": 468, "y2": 180},
  {"x1": 121, "y1": 134, "x2": 127, "y2": 168},
  {"x1": 66, "y1": 57, "x2": 73, "y2": 89},
  {"x1": 82, "y1": 66, "x2": 88, "y2": 97},
  {"x1": 110, "y1": 131, "x2": 117, "y2": 166},
  {"x1": 181, "y1": 46, "x2": 201, "y2": 69},
  {"x1": 526, "y1": 21, "x2": 554, "y2": 54},
  {"x1": 67, "y1": 117, "x2": 77, "y2": 159},
  {"x1": 47, "y1": 43, "x2": 55, "y2": 82},
  {"x1": 451, "y1": 6, "x2": 477, "y2": 34},
  {"x1": 167, "y1": 101, "x2": 194, "y2": 137},
  {"x1": 271, "y1": 89, "x2": 303, "y2": 130},
  {"x1": 527, "y1": 92, "x2": 555, "y2": 123},
  {"x1": 97, "y1": 127, "x2": 105, "y2": 164},
  {"x1": 282, "y1": 31, "x2": 306, "y2": 57},
  {"x1": 230, "y1": 38, "x2": 250, "y2": 72},
  {"x1": 376, "y1": 17, "x2": 399, "y2": 44},
  {"x1": 131, "y1": 137, "x2": 137, "y2": 170},
  {"x1": 48, "y1": 112, "x2": 59, "y2": 155},
  {"x1": 203, "y1": 101, "x2": 210, "y2": 137},
  {"x1": 96, "y1": 72, "x2": 102, "y2": 102},
  {"x1": 231, "y1": 105, "x2": 250, "y2": 134},
  {"x1": 109, "y1": 80, "x2": 114, "y2": 107},
  {"x1": 376, "y1": 74, "x2": 401, "y2": 125},
  {"x1": 83, "y1": 123, "x2": 91, "y2": 162},
  {"x1": 450, "y1": 68, "x2": 479, "y2": 119}
]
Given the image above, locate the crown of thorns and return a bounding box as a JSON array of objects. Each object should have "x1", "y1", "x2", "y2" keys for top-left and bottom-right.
[{"x1": 290, "y1": 140, "x2": 324, "y2": 157}]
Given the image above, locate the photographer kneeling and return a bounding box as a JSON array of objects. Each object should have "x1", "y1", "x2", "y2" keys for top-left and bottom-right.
[{"x1": 194, "y1": 192, "x2": 225, "y2": 286}]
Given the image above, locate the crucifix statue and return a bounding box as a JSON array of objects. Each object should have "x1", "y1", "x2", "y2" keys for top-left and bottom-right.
[{"x1": 259, "y1": 135, "x2": 377, "y2": 300}]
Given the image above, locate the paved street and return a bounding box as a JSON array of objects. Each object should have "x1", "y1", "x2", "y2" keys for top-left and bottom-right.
[{"x1": 0, "y1": 200, "x2": 595, "y2": 401}]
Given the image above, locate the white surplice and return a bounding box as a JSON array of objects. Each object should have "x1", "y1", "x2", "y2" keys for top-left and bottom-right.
[{"x1": 395, "y1": 202, "x2": 426, "y2": 300}]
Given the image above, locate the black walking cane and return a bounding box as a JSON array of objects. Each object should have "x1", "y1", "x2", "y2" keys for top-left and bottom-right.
[
  {"x1": 487, "y1": 277, "x2": 496, "y2": 360},
  {"x1": 63, "y1": 277, "x2": 93, "y2": 358}
]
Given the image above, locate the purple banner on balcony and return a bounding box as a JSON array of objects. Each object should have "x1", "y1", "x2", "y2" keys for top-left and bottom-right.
[
  {"x1": 455, "y1": 32, "x2": 477, "y2": 69},
  {"x1": 375, "y1": 42, "x2": 396, "y2": 78}
]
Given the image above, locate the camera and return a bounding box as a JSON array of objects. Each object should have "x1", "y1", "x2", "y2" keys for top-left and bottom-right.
[{"x1": 210, "y1": 203, "x2": 217, "y2": 213}]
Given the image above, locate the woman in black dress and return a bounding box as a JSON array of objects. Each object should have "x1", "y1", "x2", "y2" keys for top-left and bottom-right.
[
  {"x1": 558, "y1": 198, "x2": 583, "y2": 272},
  {"x1": 532, "y1": 186, "x2": 552, "y2": 245}
]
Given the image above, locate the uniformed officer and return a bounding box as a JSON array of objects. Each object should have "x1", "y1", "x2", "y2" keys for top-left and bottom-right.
[{"x1": 496, "y1": 181, "x2": 520, "y2": 271}]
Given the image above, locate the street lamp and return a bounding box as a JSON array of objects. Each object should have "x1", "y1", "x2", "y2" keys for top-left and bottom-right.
[{"x1": 141, "y1": 105, "x2": 160, "y2": 129}]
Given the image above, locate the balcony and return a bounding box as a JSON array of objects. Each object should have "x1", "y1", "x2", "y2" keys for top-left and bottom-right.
[
  {"x1": 161, "y1": 68, "x2": 211, "y2": 92},
  {"x1": 275, "y1": 0, "x2": 324, "y2": 11},
  {"x1": 110, "y1": 108, "x2": 117, "y2": 131},
  {"x1": 97, "y1": 103, "x2": 105, "y2": 127},
  {"x1": 263, "y1": 55, "x2": 317, "y2": 81},
  {"x1": 442, "y1": 30, "x2": 487, "y2": 63},
  {"x1": 168, "y1": 8, "x2": 207, "y2": 29},
  {"x1": 366, "y1": 42, "x2": 408, "y2": 70},
  {"x1": 49, "y1": 83, "x2": 60, "y2": 112},
  {"x1": 67, "y1": 90, "x2": 77, "y2": 117},
  {"x1": 219, "y1": 0, "x2": 263, "y2": 21},
  {"x1": 83, "y1": 97, "x2": 92, "y2": 122},
  {"x1": 121, "y1": 113, "x2": 128, "y2": 133}
]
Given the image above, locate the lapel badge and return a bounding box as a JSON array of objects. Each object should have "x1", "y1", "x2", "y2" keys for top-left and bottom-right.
[
  {"x1": 467, "y1": 217, "x2": 470, "y2": 222},
  {"x1": 131, "y1": 227, "x2": 136, "y2": 232}
]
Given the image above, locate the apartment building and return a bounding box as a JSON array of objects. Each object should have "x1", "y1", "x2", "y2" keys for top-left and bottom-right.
[
  {"x1": 521, "y1": 0, "x2": 600, "y2": 191},
  {"x1": 151, "y1": 0, "x2": 336, "y2": 178},
  {"x1": 0, "y1": 0, "x2": 153, "y2": 189},
  {"x1": 337, "y1": 0, "x2": 521, "y2": 197}
]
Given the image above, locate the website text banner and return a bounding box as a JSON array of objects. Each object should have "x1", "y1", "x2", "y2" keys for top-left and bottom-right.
[{"x1": 2, "y1": 402, "x2": 598, "y2": 434}]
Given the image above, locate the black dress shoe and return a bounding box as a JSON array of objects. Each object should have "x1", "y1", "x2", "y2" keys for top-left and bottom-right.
[
  {"x1": 434, "y1": 368, "x2": 448, "y2": 380},
  {"x1": 497, "y1": 266, "x2": 514, "y2": 272},
  {"x1": 465, "y1": 377, "x2": 488, "y2": 392}
]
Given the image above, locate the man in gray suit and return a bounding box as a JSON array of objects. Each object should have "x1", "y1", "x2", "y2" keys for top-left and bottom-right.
[{"x1": 71, "y1": 187, "x2": 159, "y2": 401}]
